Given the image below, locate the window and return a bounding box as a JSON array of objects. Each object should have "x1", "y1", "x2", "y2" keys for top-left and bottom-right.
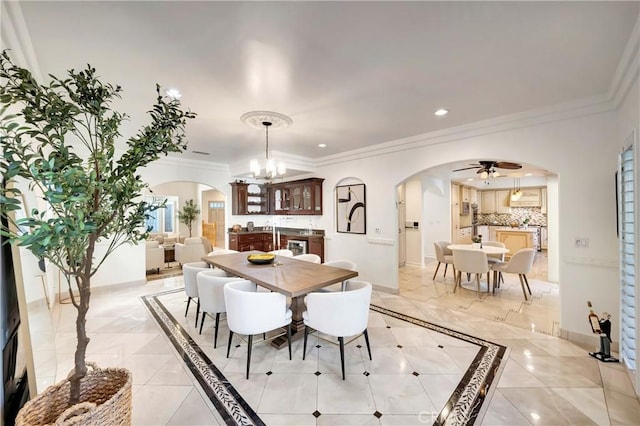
[
  {"x1": 144, "y1": 195, "x2": 178, "y2": 234},
  {"x1": 619, "y1": 133, "x2": 637, "y2": 373}
]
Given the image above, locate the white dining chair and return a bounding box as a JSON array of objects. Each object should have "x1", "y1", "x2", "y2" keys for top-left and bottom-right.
[
  {"x1": 207, "y1": 249, "x2": 239, "y2": 256},
  {"x1": 452, "y1": 249, "x2": 490, "y2": 297},
  {"x1": 269, "y1": 249, "x2": 294, "y2": 257},
  {"x1": 196, "y1": 270, "x2": 242, "y2": 347},
  {"x1": 224, "y1": 280, "x2": 292, "y2": 379},
  {"x1": 302, "y1": 280, "x2": 372, "y2": 380},
  {"x1": 320, "y1": 260, "x2": 358, "y2": 291},
  {"x1": 433, "y1": 241, "x2": 455, "y2": 280},
  {"x1": 490, "y1": 248, "x2": 536, "y2": 300},
  {"x1": 182, "y1": 261, "x2": 211, "y2": 327},
  {"x1": 293, "y1": 253, "x2": 321, "y2": 263}
]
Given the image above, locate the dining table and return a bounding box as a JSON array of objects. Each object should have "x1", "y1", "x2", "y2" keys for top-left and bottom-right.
[
  {"x1": 202, "y1": 251, "x2": 358, "y2": 348},
  {"x1": 446, "y1": 244, "x2": 510, "y2": 293}
]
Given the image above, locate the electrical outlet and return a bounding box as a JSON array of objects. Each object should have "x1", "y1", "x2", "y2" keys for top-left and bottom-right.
[
  {"x1": 575, "y1": 238, "x2": 589, "y2": 248},
  {"x1": 375, "y1": 227, "x2": 381, "y2": 233}
]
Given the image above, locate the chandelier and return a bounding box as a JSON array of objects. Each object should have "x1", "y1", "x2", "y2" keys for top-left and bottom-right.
[{"x1": 241, "y1": 111, "x2": 292, "y2": 180}]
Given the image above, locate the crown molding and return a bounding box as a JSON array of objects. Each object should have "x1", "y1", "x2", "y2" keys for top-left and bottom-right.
[
  {"x1": 608, "y1": 15, "x2": 640, "y2": 108},
  {"x1": 144, "y1": 153, "x2": 230, "y2": 173}
]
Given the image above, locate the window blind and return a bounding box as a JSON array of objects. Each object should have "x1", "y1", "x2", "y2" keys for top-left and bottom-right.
[{"x1": 620, "y1": 144, "x2": 636, "y2": 370}]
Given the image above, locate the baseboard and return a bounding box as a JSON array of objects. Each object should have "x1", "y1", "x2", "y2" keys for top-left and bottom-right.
[
  {"x1": 559, "y1": 328, "x2": 620, "y2": 353},
  {"x1": 372, "y1": 283, "x2": 399, "y2": 295}
]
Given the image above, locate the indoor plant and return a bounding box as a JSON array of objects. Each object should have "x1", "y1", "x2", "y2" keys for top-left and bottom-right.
[
  {"x1": 0, "y1": 50, "x2": 195, "y2": 423},
  {"x1": 178, "y1": 199, "x2": 200, "y2": 237}
]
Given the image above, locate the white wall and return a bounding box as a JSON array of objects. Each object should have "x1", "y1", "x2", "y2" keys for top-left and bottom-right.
[
  {"x1": 404, "y1": 179, "x2": 422, "y2": 265},
  {"x1": 314, "y1": 109, "x2": 620, "y2": 342},
  {"x1": 421, "y1": 175, "x2": 452, "y2": 262}
]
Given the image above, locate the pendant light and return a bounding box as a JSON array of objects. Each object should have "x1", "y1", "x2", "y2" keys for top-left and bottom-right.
[{"x1": 241, "y1": 111, "x2": 292, "y2": 180}]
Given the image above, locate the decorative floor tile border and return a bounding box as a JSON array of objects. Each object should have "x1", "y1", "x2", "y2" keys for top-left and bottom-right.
[{"x1": 142, "y1": 289, "x2": 506, "y2": 426}]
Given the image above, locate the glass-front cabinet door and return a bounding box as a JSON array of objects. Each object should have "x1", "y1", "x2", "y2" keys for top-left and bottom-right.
[{"x1": 292, "y1": 186, "x2": 302, "y2": 212}]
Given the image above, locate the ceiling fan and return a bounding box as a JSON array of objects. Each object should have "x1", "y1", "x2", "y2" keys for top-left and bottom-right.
[{"x1": 452, "y1": 160, "x2": 522, "y2": 178}]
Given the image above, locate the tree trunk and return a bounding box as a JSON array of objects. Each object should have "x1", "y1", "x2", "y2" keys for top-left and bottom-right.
[{"x1": 68, "y1": 239, "x2": 95, "y2": 404}]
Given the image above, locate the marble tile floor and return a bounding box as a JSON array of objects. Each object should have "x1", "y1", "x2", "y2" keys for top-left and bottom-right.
[{"x1": 34, "y1": 256, "x2": 640, "y2": 425}]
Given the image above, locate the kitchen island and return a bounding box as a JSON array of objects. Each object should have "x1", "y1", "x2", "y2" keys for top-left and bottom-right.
[{"x1": 495, "y1": 228, "x2": 537, "y2": 258}]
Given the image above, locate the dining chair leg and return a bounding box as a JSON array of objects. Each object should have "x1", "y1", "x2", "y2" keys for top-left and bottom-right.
[
  {"x1": 287, "y1": 324, "x2": 292, "y2": 360},
  {"x1": 432, "y1": 262, "x2": 441, "y2": 280},
  {"x1": 518, "y1": 274, "x2": 529, "y2": 301},
  {"x1": 185, "y1": 297, "x2": 191, "y2": 317},
  {"x1": 199, "y1": 312, "x2": 206, "y2": 334},
  {"x1": 214, "y1": 313, "x2": 221, "y2": 348},
  {"x1": 246, "y1": 335, "x2": 253, "y2": 379},
  {"x1": 363, "y1": 329, "x2": 372, "y2": 360},
  {"x1": 339, "y1": 336, "x2": 345, "y2": 380},
  {"x1": 226, "y1": 331, "x2": 234, "y2": 358},
  {"x1": 492, "y1": 271, "x2": 497, "y2": 294},
  {"x1": 303, "y1": 326, "x2": 309, "y2": 360},
  {"x1": 523, "y1": 274, "x2": 532, "y2": 295},
  {"x1": 453, "y1": 271, "x2": 460, "y2": 293},
  {"x1": 195, "y1": 299, "x2": 200, "y2": 328},
  {"x1": 475, "y1": 274, "x2": 481, "y2": 298},
  {"x1": 443, "y1": 263, "x2": 449, "y2": 278},
  {"x1": 466, "y1": 272, "x2": 471, "y2": 282}
]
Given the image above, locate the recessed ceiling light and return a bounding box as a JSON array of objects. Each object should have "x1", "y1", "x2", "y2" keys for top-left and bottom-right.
[
  {"x1": 467, "y1": 178, "x2": 474, "y2": 182},
  {"x1": 525, "y1": 173, "x2": 533, "y2": 176},
  {"x1": 165, "y1": 88, "x2": 182, "y2": 100},
  {"x1": 318, "y1": 143, "x2": 327, "y2": 148},
  {"x1": 434, "y1": 108, "x2": 448, "y2": 117}
]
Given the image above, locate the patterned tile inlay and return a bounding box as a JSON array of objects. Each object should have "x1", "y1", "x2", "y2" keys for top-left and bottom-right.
[
  {"x1": 369, "y1": 304, "x2": 506, "y2": 425},
  {"x1": 142, "y1": 289, "x2": 506, "y2": 426}
]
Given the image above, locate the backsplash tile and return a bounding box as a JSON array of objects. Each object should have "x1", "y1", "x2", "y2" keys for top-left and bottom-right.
[{"x1": 479, "y1": 207, "x2": 546, "y2": 226}]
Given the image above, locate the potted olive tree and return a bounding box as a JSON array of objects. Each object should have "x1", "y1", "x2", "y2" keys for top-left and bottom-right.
[
  {"x1": 0, "y1": 50, "x2": 196, "y2": 424},
  {"x1": 178, "y1": 199, "x2": 200, "y2": 237}
]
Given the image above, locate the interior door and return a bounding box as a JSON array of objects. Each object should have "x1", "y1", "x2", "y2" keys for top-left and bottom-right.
[{"x1": 208, "y1": 204, "x2": 225, "y2": 248}]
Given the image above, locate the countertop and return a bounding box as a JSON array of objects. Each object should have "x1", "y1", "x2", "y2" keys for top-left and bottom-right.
[{"x1": 228, "y1": 227, "x2": 325, "y2": 238}]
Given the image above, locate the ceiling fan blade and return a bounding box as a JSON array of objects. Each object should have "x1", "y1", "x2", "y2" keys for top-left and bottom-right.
[
  {"x1": 452, "y1": 166, "x2": 481, "y2": 172},
  {"x1": 494, "y1": 161, "x2": 522, "y2": 170}
]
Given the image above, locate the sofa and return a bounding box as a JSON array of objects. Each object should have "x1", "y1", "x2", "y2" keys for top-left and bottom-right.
[
  {"x1": 175, "y1": 237, "x2": 207, "y2": 266},
  {"x1": 145, "y1": 240, "x2": 165, "y2": 273}
]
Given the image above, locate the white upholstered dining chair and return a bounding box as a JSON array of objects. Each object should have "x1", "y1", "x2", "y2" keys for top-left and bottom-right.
[
  {"x1": 293, "y1": 253, "x2": 321, "y2": 263},
  {"x1": 182, "y1": 261, "x2": 211, "y2": 327},
  {"x1": 197, "y1": 271, "x2": 243, "y2": 347},
  {"x1": 452, "y1": 249, "x2": 490, "y2": 297},
  {"x1": 320, "y1": 260, "x2": 357, "y2": 291},
  {"x1": 490, "y1": 248, "x2": 536, "y2": 300},
  {"x1": 302, "y1": 280, "x2": 372, "y2": 380},
  {"x1": 269, "y1": 249, "x2": 294, "y2": 257},
  {"x1": 433, "y1": 241, "x2": 455, "y2": 280},
  {"x1": 482, "y1": 240, "x2": 506, "y2": 286},
  {"x1": 224, "y1": 280, "x2": 292, "y2": 379}
]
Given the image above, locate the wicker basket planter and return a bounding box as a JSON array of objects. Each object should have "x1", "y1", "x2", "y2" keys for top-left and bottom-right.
[{"x1": 15, "y1": 363, "x2": 132, "y2": 426}]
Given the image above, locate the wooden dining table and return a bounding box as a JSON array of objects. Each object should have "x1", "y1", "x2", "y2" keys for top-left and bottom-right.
[{"x1": 202, "y1": 251, "x2": 358, "y2": 348}]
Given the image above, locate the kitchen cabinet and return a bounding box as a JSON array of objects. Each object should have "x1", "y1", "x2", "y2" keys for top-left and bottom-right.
[
  {"x1": 308, "y1": 237, "x2": 325, "y2": 262},
  {"x1": 476, "y1": 225, "x2": 489, "y2": 240},
  {"x1": 231, "y1": 178, "x2": 324, "y2": 216},
  {"x1": 271, "y1": 178, "x2": 324, "y2": 215},
  {"x1": 452, "y1": 183, "x2": 460, "y2": 206},
  {"x1": 481, "y1": 191, "x2": 496, "y2": 213},
  {"x1": 495, "y1": 190, "x2": 511, "y2": 213},
  {"x1": 230, "y1": 182, "x2": 268, "y2": 215},
  {"x1": 541, "y1": 227, "x2": 548, "y2": 249},
  {"x1": 457, "y1": 227, "x2": 472, "y2": 244},
  {"x1": 230, "y1": 232, "x2": 324, "y2": 262},
  {"x1": 461, "y1": 186, "x2": 470, "y2": 202},
  {"x1": 229, "y1": 233, "x2": 264, "y2": 251},
  {"x1": 470, "y1": 188, "x2": 478, "y2": 204},
  {"x1": 510, "y1": 188, "x2": 541, "y2": 207},
  {"x1": 541, "y1": 188, "x2": 547, "y2": 214}
]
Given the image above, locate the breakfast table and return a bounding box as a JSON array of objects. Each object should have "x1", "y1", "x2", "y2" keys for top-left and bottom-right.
[{"x1": 203, "y1": 251, "x2": 358, "y2": 348}]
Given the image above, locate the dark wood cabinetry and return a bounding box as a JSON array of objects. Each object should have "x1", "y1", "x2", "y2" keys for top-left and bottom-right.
[
  {"x1": 231, "y1": 178, "x2": 323, "y2": 216},
  {"x1": 230, "y1": 182, "x2": 269, "y2": 215},
  {"x1": 228, "y1": 231, "x2": 324, "y2": 262}
]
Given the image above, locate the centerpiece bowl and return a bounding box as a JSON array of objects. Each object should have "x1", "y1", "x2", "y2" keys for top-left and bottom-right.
[{"x1": 247, "y1": 253, "x2": 275, "y2": 265}]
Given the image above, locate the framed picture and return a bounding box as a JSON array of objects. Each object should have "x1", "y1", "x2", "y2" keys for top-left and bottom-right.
[{"x1": 336, "y1": 184, "x2": 366, "y2": 234}]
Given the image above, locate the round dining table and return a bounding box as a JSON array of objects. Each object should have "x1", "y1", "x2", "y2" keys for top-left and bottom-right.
[{"x1": 446, "y1": 244, "x2": 510, "y2": 293}]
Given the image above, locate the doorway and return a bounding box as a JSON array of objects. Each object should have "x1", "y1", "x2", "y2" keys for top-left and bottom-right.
[{"x1": 208, "y1": 201, "x2": 225, "y2": 248}]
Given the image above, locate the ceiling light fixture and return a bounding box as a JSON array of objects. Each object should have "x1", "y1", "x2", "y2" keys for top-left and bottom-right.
[
  {"x1": 318, "y1": 143, "x2": 327, "y2": 148},
  {"x1": 241, "y1": 111, "x2": 292, "y2": 180},
  {"x1": 434, "y1": 108, "x2": 449, "y2": 116},
  {"x1": 165, "y1": 88, "x2": 182, "y2": 100},
  {"x1": 480, "y1": 168, "x2": 500, "y2": 180}
]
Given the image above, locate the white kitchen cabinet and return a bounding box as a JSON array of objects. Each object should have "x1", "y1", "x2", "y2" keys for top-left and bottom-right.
[
  {"x1": 476, "y1": 225, "x2": 489, "y2": 240},
  {"x1": 541, "y1": 226, "x2": 548, "y2": 249},
  {"x1": 461, "y1": 186, "x2": 470, "y2": 202},
  {"x1": 541, "y1": 188, "x2": 547, "y2": 214},
  {"x1": 481, "y1": 191, "x2": 496, "y2": 213},
  {"x1": 452, "y1": 183, "x2": 460, "y2": 206},
  {"x1": 510, "y1": 188, "x2": 541, "y2": 207},
  {"x1": 457, "y1": 227, "x2": 472, "y2": 244},
  {"x1": 495, "y1": 190, "x2": 511, "y2": 213},
  {"x1": 470, "y1": 188, "x2": 478, "y2": 204}
]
